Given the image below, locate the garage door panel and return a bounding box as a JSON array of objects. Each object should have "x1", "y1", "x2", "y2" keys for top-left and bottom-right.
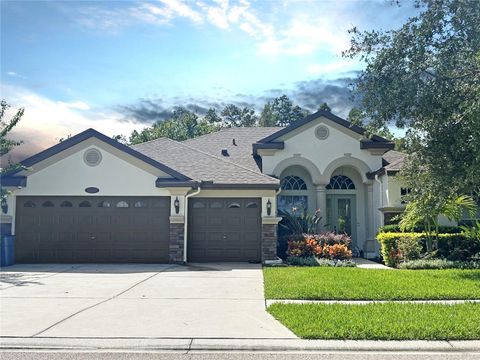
[
  {"x1": 189, "y1": 198, "x2": 261, "y2": 262},
  {"x1": 15, "y1": 196, "x2": 170, "y2": 263}
]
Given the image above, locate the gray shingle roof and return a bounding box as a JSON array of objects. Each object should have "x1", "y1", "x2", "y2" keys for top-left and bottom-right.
[
  {"x1": 383, "y1": 150, "x2": 406, "y2": 171},
  {"x1": 183, "y1": 127, "x2": 281, "y2": 172},
  {"x1": 131, "y1": 137, "x2": 279, "y2": 186}
]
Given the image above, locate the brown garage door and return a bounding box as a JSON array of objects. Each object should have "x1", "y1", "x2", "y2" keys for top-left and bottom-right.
[
  {"x1": 188, "y1": 198, "x2": 261, "y2": 262},
  {"x1": 15, "y1": 196, "x2": 170, "y2": 263}
]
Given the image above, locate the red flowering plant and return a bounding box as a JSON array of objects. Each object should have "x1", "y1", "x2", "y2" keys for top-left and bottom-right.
[{"x1": 287, "y1": 232, "x2": 353, "y2": 260}]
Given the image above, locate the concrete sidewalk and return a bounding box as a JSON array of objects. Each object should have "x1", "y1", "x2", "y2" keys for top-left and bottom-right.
[{"x1": 1, "y1": 337, "x2": 479, "y2": 353}]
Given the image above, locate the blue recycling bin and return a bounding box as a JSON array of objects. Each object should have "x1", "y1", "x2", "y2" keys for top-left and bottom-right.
[{"x1": 1, "y1": 235, "x2": 15, "y2": 267}]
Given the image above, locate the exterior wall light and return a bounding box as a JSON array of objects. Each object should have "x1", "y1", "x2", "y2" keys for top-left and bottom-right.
[
  {"x1": 266, "y1": 199, "x2": 272, "y2": 216},
  {"x1": 174, "y1": 197, "x2": 180, "y2": 214},
  {"x1": 1, "y1": 198, "x2": 7, "y2": 214}
]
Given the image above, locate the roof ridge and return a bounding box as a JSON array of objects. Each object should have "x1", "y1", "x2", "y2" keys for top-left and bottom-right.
[
  {"x1": 182, "y1": 126, "x2": 285, "y2": 143},
  {"x1": 130, "y1": 137, "x2": 170, "y2": 147},
  {"x1": 165, "y1": 138, "x2": 278, "y2": 182},
  {"x1": 181, "y1": 127, "x2": 233, "y2": 143}
]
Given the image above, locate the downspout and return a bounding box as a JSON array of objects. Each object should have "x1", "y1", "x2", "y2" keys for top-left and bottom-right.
[
  {"x1": 374, "y1": 174, "x2": 384, "y2": 227},
  {"x1": 183, "y1": 185, "x2": 201, "y2": 264}
]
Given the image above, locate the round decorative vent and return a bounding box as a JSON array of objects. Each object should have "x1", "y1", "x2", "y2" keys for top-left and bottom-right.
[
  {"x1": 83, "y1": 148, "x2": 102, "y2": 166},
  {"x1": 315, "y1": 125, "x2": 329, "y2": 140}
]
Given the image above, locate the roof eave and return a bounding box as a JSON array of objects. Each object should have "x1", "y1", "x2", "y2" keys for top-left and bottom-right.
[
  {"x1": 6, "y1": 128, "x2": 191, "y2": 181},
  {"x1": 257, "y1": 110, "x2": 392, "y2": 144},
  {"x1": 0, "y1": 176, "x2": 27, "y2": 187}
]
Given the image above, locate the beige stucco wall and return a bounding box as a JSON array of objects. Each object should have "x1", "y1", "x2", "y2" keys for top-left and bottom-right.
[
  {"x1": 258, "y1": 116, "x2": 388, "y2": 257},
  {"x1": 3, "y1": 139, "x2": 174, "y2": 233},
  {"x1": 261, "y1": 117, "x2": 383, "y2": 181}
]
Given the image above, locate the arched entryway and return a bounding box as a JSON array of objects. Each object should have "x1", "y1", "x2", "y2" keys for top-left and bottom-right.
[{"x1": 326, "y1": 174, "x2": 357, "y2": 245}]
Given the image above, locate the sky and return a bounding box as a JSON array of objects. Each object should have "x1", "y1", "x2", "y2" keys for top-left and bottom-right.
[{"x1": 1, "y1": 0, "x2": 419, "y2": 162}]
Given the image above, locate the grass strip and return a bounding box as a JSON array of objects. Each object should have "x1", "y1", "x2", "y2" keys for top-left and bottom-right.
[
  {"x1": 263, "y1": 267, "x2": 480, "y2": 300},
  {"x1": 268, "y1": 302, "x2": 480, "y2": 340}
]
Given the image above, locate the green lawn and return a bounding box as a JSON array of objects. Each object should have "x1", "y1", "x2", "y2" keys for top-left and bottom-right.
[
  {"x1": 264, "y1": 267, "x2": 480, "y2": 300},
  {"x1": 268, "y1": 302, "x2": 480, "y2": 340}
]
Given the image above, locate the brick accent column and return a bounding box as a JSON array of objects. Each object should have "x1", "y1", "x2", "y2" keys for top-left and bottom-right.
[
  {"x1": 169, "y1": 223, "x2": 184, "y2": 263},
  {"x1": 262, "y1": 223, "x2": 278, "y2": 262}
]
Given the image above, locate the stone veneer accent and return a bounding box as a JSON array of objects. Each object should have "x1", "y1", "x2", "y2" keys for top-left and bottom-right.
[
  {"x1": 169, "y1": 223, "x2": 184, "y2": 263},
  {"x1": 262, "y1": 223, "x2": 278, "y2": 261}
]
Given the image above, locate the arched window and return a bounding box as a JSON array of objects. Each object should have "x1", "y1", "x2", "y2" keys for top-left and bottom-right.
[
  {"x1": 79, "y1": 201, "x2": 91, "y2": 207},
  {"x1": 279, "y1": 175, "x2": 309, "y2": 212},
  {"x1": 42, "y1": 201, "x2": 54, "y2": 207},
  {"x1": 326, "y1": 175, "x2": 355, "y2": 190},
  {"x1": 281, "y1": 176, "x2": 307, "y2": 190},
  {"x1": 116, "y1": 201, "x2": 129, "y2": 208},
  {"x1": 60, "y1": 201, "x2": 73, "y2": 207}
]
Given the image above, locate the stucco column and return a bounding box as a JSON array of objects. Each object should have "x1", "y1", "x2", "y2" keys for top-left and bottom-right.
[
  {"x1": 364, "y1": 184, "x2": 375, "y2": 256},
  {"x1": 315, "y1": 185, "x2": 327, "y2": 228}
]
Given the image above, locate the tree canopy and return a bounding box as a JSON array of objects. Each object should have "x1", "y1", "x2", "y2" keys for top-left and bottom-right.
[
  {"x1": 130, "y1": 95, "x2": 310, "y2": 144},
  {"x1": 344, "y1": 0, "x2": 480, "y2": 202}
]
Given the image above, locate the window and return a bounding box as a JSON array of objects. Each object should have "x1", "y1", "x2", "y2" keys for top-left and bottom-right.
[
  {"x1": 401, "y1": 188, "x2": 411, "y2": 204},
  {"x1": 24, "y1": 201, "x2": 36, "y2": 208},
  {"x1": 281, "y1": 176, "x2": 307, "y2": 190},
  {"x1": 116, "y1": 201, "x2": 129, "y2": 208},
  {"x1": 209, "y1": 201, "x2": 223, "y2": 209},
  {"x1": 278, "y1": 196, "x2": 308, "y2": 212},
  {"x1": 228, "y1": 202, "x2": 241, "y2": 209},
  {"x1": 60, "y1": 201, "x2": 73, "y2": 207},
  {"x1": 79, "y1": 201, "x2": 91, "y2": 207},
  {"x1": 246, "y1": 202, "x2": 258, "y2": 208},
  {"x1": 279, "y1": 175, "x2": 309, "y2": 212},
  {"x1": 98, "y1": 201, "x2": 111, "y2": 208},
  {"x1": 326, "y1": 175, "x2": 355, "y2": 190},
  {"x1": 134, "y1": 200, "x2": 147, "y2": 208},
  {"x1": 193, "y1": 202, "x2": 206, "y2": 209},
  {"x1": 42, "y1": 201, "x2": 54, "y2": 207}
]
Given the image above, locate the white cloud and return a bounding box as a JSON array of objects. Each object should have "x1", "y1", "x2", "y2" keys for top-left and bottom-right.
[
  {"x1": 6, "y1": 71, "x2": 26, "y2": 79},
  {"x1": 0, "y1": 84, "x2": 143, "y2": 161},
  {"x1": 307, "y1": 59, "x2": 359, "y2": 76}
]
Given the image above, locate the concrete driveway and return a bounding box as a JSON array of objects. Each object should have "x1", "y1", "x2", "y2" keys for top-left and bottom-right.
[{"x1": 0, "y1": 263, "x2": 294, "y2": 339}]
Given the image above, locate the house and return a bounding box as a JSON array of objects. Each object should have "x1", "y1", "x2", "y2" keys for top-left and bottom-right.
[{"x1": 1, "y1": 110, "x2": 411, "y2": 264}]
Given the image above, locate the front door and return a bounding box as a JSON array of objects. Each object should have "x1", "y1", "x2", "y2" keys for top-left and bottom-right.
[{"x1": 326, "y1": 195, "x2": 357, "y2": 246}]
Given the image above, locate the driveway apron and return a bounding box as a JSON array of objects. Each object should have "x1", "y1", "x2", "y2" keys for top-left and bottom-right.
[{"x1": 0, "y1": 263, "x2": 294, "y2": 339}]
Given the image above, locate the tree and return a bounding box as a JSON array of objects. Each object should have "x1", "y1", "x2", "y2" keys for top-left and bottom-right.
[
  {"x1": 317, "y1": 102, "x2": 332, "y2": 112},
  {"x1": 347, "y1": 107, "x2": 365, "y2": 127},
  {"x1": 259, "y1": 95, "x2": 307, "y2": 127},
  {"x1": 129, "y1": 107, "x2": 219, "y2": 144},
  {"x1": 1, "y1": 99, "x2": 25, "y2": 201},
  {"x1": 220, "y1": 104, "x2": 257, "y2": 127},
  {"x1": 0, "y1": 100, "x2": 23, "y2": 158},
  {"x1": 344, "y1": 0, "x2": 480, "y2": 203},
  {"x1": 204, "y1": 108, "x2": 222, "y2": 124}
]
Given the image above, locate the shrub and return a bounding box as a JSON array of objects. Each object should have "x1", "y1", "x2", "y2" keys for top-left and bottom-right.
[
  {"x1": 397, "y1": 236, "x2": 422, "y2": 261},
  {"x1": 398, "y1": 259, "x2": 480, "y2": 270},
  {"x1": 278, "y1": 207, "x2": 321, "y2": 235},
  {"x1": 286, "y1": 256, "x2": 319, "y2": 267},
  {"x1": 378, "y1": 225, "x2": 462, "y2": 234},
  {"x1": 287, "y1": 232, "x2": 353, "y2": 260},
  {"x1": 376, "y1": 232, "x2": 477, "y2": 267},
  {"x1": 316, "y1": 258, "x2": 357, "y2": 267},
  {"x1": 323, "y1": 244, "x2": 352, "y2": 260}
]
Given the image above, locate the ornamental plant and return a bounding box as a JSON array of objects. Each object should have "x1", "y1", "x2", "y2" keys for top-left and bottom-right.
[{"x1": 287, "y1": 232, "x2": 353, "y2": 260}]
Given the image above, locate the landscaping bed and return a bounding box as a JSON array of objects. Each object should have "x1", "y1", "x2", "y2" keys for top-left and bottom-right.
[
  {"x1": 264, "y1": 267, "x2": 480, "y2": 300},
  {"x1": 268, "y1": 302, "x2": 480, "y2": 340}
]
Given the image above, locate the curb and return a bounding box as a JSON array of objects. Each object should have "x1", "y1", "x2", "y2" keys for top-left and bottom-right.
[{"x1": 1, "y1": 338, "x2": 479, "y2": 352}]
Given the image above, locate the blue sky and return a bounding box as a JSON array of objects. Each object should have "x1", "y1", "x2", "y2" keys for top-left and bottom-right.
[{"x1": 1, "y1": 0, "x2": 419, "y2": 160}]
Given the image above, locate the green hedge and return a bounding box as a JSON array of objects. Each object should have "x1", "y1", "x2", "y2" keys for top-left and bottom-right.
[
  {"x1": 378, "y1": 225, "x2": 462, "y2": 234},
  {"x1": 376, "y1": 232, "x2": 479, "y2": 267}
]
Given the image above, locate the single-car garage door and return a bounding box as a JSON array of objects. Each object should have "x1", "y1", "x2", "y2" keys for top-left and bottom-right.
[
  {"x1": 15, "y1": 196, "x2": 170, "y2": 263},
  {"x1": 188, "y1": 198, "x2": 261, "y2": 262}
]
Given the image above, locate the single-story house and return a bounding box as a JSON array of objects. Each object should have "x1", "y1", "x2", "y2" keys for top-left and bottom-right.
[{"x1": 2, "y1": 110, "x2": 414, "y2": 264}]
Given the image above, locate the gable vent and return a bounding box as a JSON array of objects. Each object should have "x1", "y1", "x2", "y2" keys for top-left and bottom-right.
[
  {"x1": 84, "y1": 148, "x2": 102, "y2": 166},
  {"x1": 315, "y1": 125, "x2": 329, "y2": 140}
]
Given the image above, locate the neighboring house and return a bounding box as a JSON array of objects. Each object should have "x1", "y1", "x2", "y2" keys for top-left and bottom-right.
[{"x1": 2, "y1": 110, "x2": 416, "y2": 264}]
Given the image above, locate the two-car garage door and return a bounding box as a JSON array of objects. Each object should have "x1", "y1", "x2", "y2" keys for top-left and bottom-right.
[{"x1": 15, "y1": 196, "x2": 170, "y2": 263}]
